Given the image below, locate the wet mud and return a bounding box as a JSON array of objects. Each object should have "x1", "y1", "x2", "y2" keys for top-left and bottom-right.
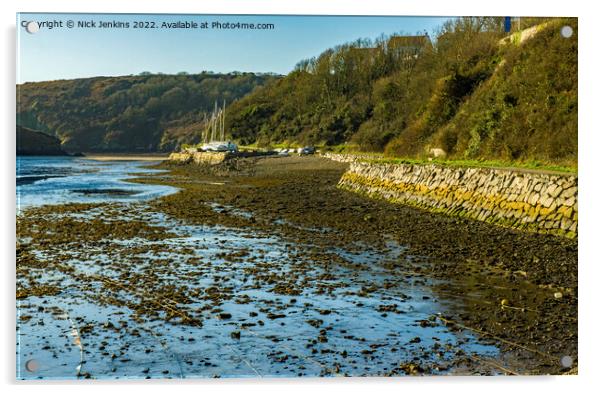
[{"x1": 16, "y1": 156, "x2": 577, "y2": 379}]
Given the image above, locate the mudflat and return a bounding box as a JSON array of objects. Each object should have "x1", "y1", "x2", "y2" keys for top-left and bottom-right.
[
  {"x1": 143, "y1": 156, "x2": 578, "y2": 373},
  {"x1": 16, "y1": 155, "x2": 577, "y2": 378}
]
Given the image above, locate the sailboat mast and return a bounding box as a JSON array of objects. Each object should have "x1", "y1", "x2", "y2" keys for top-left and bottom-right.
[
  {"x1": 214, "y1": 101, "x2": 218, "y2": 142},
  {"x1": 222, "y1": 100, "x2": 226, "y2": 141},
  {"x1": 202, "y1": 113, "x2": 207, "y2": 143},
  {"x1": 219, "y1": 109, "x2": 223, "y2": 141}
]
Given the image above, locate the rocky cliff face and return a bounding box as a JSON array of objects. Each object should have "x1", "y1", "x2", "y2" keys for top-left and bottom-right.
[
  {"x1": 17, "y1": 126, "x2": 67, "y2": 156},
  {"x1": 330, "y1": 154, "x2": 577, "y2": 238}
]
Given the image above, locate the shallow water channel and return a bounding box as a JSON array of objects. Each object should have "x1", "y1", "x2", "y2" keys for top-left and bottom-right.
[
  {"x1": 16, "y1": 156, "x2": 177, "y2": 210},
  {"x1": 17, "y1": 198, "x2": 501, "y2": 379}
]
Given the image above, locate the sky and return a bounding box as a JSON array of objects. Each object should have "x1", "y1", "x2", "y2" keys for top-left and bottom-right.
[{"x1": 17, "y1": 13, "x2": 451, "y2": 83}]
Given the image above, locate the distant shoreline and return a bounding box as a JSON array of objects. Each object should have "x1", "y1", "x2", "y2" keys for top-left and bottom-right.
[{"x1": 82, "y1": 153, "x2": 170, "y2": 162}]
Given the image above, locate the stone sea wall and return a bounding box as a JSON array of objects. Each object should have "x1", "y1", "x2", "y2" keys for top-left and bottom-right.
[
  {"x1": 329, "y1": 154, "x2": 577, "y2": 238},
  {"x1": 168, "y1": 151, "x2": 229, "y2": 165},
  {"x1": 168, "y1": 150, "x2": 277, "y2": 165}
]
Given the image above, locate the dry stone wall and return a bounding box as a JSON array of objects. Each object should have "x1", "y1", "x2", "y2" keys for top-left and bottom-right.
[{"x1": 330, "y1": 155, "x2": 577, "y2": 238}]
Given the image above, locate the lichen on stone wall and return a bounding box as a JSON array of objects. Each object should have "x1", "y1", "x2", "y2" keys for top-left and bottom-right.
[
  {"x1": 330, "y1": 154, "x2": 577, "y2": 238},
  {"x1": 168, "y1": 151, "x2": 228, "y2": 165}
]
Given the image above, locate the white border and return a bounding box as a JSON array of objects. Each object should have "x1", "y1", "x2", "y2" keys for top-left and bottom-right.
[{"x1": 2, "y1": 1, "x2": 599, "y2": 392}]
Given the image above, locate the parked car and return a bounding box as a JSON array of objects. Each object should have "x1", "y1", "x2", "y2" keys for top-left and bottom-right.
[
  {"x1": 298, "y1": 146, "x2": 315, "y2": 155},
  {"x1": 200, "y1": 141, "x2": 238, "y2": 153}
]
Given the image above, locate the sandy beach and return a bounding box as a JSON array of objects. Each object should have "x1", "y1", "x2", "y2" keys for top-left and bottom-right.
[{"x1": 82, "y1": 153, "x2": 170, "y2": 162}]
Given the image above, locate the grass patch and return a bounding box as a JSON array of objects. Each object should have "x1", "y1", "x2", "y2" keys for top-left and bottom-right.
[{"x1": 330, "y1": 151, "x2": 576, "y2": 174}]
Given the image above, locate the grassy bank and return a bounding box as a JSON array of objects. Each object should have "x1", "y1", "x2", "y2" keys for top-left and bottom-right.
[{"x1": 356, "y1": 156, "x2": 575, "y2": 175}]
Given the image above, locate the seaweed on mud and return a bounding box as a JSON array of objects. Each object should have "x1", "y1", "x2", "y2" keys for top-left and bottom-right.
[{"x1": 16, "y1": 156, "x2": 578, "y2": 377}]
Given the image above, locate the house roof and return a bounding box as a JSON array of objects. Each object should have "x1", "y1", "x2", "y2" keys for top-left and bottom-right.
[
  {"x1": 388, "y1": 35, "x2": 432, "y2": 49},
  {"x1": 348, "y1": 47, "x2": 381, "y2": 55}
]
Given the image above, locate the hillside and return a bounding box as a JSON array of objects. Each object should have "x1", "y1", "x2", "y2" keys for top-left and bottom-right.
[
  {"x1": 225, "y1": 17, "x2": 577, "y2": 167},
  {"x1": 16, "y1": 72, "x2": 279, "y2": 152},
  {"x1": 15, "y1": 17, "x2": 577, "y2": 166},
  {"x1": 17, "y1": 126, "x2": 66, "y2": 156}
]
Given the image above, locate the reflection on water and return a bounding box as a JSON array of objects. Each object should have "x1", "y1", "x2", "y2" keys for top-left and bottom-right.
[
  {"x1": 17, "y1": 204, "x2": 499, "y2": 379},
  {"x1": 16, "y1": 156, "x2": 177, "y2": 211}
]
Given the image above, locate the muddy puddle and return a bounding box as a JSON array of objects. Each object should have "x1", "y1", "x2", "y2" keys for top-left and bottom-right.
[{"x1": 17, "y1": 201, "x2": 504, "y2": 380}]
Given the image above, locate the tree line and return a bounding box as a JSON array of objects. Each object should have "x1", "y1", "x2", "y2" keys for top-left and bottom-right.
[
  {"x1": 17, "y1": 72, "x2": 278, "y2": 152},
  {"x1": 16, "y1": 16, "x2": 577, "y2": 166},
  {"x1": 225, "y1": 17, "x2": 577, "y2": 166}
]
